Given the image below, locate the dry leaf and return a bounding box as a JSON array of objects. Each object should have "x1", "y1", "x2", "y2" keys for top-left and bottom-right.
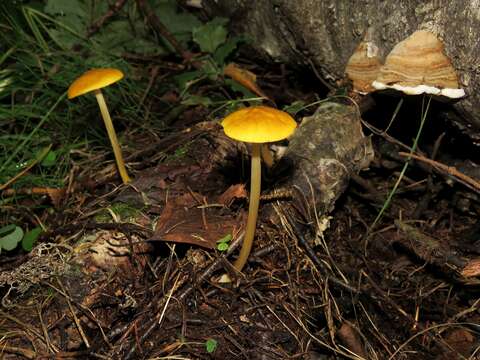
[
  {"x1": 217, "y1": 184, "x2": 247, "y2": 206},
  {"x1": 151, "y1": 192, "x2": 239, "y2": 249},
  {"x1": 224, "y1": 63, "x2": 270, "y2": 100},
  {"x1": 436, "y1": 328, "x2": 476, "y2": 359},
  {"x1": 337, "y1": 322, "x2": 366, "y2": 358},
  {"x1": 461, "y1": 258, "x2": 480, "y2": 277}
]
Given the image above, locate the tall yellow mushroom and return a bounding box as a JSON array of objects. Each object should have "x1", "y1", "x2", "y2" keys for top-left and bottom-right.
[
  {"x1": 68, "y1": 68, "x2": 131, "y2": 184},
  {"x1": 221, "y1": 106, "x2": 297, "y2": 272}
]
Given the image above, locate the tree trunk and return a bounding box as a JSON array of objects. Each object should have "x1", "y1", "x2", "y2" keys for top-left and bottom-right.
[{"x1": 204, "y1": 0, "x2": 480, "y2": 141}]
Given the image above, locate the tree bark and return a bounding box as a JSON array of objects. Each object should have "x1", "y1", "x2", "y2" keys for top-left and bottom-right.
[{"x1": 205, "y1": 0, "x2": 480, "y2": 141}]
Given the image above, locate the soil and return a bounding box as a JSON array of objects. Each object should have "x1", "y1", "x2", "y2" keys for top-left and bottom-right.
[{"x1": 1, "y1": 63, "x2": 480, "y2": 360}]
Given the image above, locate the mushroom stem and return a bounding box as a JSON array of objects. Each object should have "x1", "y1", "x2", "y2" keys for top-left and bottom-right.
[
  {"x1": 94, "y1": 89, "x2": 131, "y2": 184},
  {"x1": 234, "y1": 143, "x2": 261, "y2": 271},
  {"x1": 261, "y1": 143, "x2": 274, "y2": 168}
]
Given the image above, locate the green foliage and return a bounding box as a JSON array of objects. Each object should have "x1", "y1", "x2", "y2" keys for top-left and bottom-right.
[
  {"x1": 205, "y1": 338, "x2": 218, "y2": 353},
  {"x1": 193, "y1": 18, "x2": 228, "y2": 54},
  {"x1": 94, "y1": 203, "x2": 143, "y2": 223},
  {"x1": 0, "y1": 225, "x2": 23, "y2": 253},
  {"x1": 42, "y1": 0, "x2": 201, "y2": 55},
  {"x1": 0, "y1": 0, "x2": 249, "y2": 211},
  {"x1": 22, "y1": 227, "x2": 42, "y2": 251},
  {"x1": 0, "y1": 224, "x2": 42, "y2": 254},
  {"x1": 216, "y1": 233, "x2": 232, "y2": 252},
  {"x1": 368, "y1": 96, "x2": 432, "y2": 234},
  {"x1": 283, "y1": 100, "x2": 306, "y2": 116},
  {"x1": 40, "y1": 149, "x2": 57, "y2": 167},
  {"x1": 155, "y1": 0, "x2": 201, "y2": 44},
  {"x1": 181, "y1": 95, "x2": 213, "y2": 107}
]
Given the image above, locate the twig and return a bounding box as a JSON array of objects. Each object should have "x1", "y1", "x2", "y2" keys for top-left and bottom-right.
[
  {"x1": 57, "y1": 279, "x2": 91, "y2": 349},
  {"x1": 0, "y1": 309, "x2": 54, "y2": 350},
  {"x1": 285, "y1": 212, "x2": 359, "y2": 293},
  {"x1": 87, "y1": 0, "x2": 128, "y2": 37},
  {"x1": 37, "y1": 305, "x2": 54, "y2": 355},
  {"x1": 44, "y1": 280, "x2": 112, "y2": 348},
  {"x1": 398, "y1": 152, "x2": 480, "y2": 193},
  {"x1": 362, "y1": 271, "x2": 458, "y2": 357},
  {"x1": 136, "y1": 0, "x2": 190, "y2": 61},
  {"x1": 0, "y1": 345, "x2": 37, "y2": 359},
  {"x1": 0, "y1": 145, "x2": 51, "y2": 191},
  {"x1": 121, "y1": 233, "x2": 244, "y2": 359}
]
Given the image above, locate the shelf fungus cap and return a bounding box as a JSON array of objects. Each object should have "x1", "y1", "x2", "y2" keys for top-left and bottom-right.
[
  {"x1": 221, "y1": 106, "x2": 297, "y2": 143},
  {"x1": 345, "y1": 41, "x2": 382, "y2": 94},
  {"x1": 68, "y1": 68, "x2": 124, "y2": 99},
  {"x1": 372, "y1": 30, "x2": 465, "y2": 98}
]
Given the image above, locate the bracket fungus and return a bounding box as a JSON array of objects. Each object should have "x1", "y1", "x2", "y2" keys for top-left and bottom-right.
[
  {"x1": 221, "y1": 106, "x2": 297, "y2": 272},
  {"x1": 372, "y1": 30, "x2": 465, "y2": 98},
  {"x1": 68, "y1": 68, "x2": 131, "y2": 184},
  {"x1": 345, "y1": 40, "x2": 382, "y2": 94}
]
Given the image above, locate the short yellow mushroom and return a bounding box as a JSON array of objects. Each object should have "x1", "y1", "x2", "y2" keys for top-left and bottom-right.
[
  {"x1": 68, "y1": 68, "x2": 130, "y2": 184},
  {"x1": 221, "y1": 106, "x2": 297, "y2": 272}
]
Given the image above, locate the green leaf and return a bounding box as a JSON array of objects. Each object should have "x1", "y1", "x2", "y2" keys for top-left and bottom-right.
[
  {"x1": 96, "y1": 20, "x2": 135, "y2": 54},
  {"x1": 213, "y1": 36, "x2": 245, "y2": 65},
  {"x1": 217, "y1": 242, "x2": 229, "y2": 251},
  {"x1": 174, "y1": 70, "x2": 203, "y2": 90},
  {"x1": 216, "y1": 233, "x2": 232, "y2": 251},
  {"x1": 48, "y1": 28, "x2": 82, "y2": 49},
  {"x1": 0, "y1": 224, "x2": 16, "y2": 237},
  {"x1": 193, "y1": 18, "x2": 228, "y2": 54},
  {"x1": 200, "y1": 61, "x2": 220, "y2": 80},
  {"x1": 181, "y1": 95, "x2": 213, "y2": 107},
  {"x1": 283, "y1": 100, "x2": 306, "y2": 115},
  {"x1": 124, "y1": 38, "x2": 166, "y2": 55},
  {"x1": 0, "y1": 226, "x2": 24, "y2": 251},
  {"x1": 205, "y1": 338, "x2": 218, "y2": 353},
  {"x1": 22, "y1": 227, "x2": 42, "y2": 251},
  {"x1": 44, "y1": 0, "x2": 86, "y2": 18},
  {"x1": 41, "y1": 150, "x2": 57, "y2": 167},
  {"x1": 154, "y1": 0, "x2": 201, "y2": 44},
  {"x1": 217, "y1": 233, "x2": 232, "y2": 244}
]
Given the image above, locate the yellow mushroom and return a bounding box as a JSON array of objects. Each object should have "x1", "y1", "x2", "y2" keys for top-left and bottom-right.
[
  {"x1": 68, "y1": 68, "x2": 131, "y2": 184},
  {"x1": 221, "y1": 106, "x2": 297, "y2": 272}
]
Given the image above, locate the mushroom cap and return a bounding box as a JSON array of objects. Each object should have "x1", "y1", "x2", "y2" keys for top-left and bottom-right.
[
  {"x1": 372, "y1": 30, "x2": 465, "y2": 98},
  {"x1": 345, "y1": 41, "x2": 382, "y2": 94},
  {"x1": 68, "y1": 68, "x2": 124, "y2": 99},
  {"x1": 221, "y1": 106, "x2": 297, "y2": 143}
]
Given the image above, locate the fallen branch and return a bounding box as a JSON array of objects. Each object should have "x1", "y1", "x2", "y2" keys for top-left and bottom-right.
[
  {"x1": 87, "y1": 0, "x2": 128, "y2": 37},
  {"x1": 398, "y1": 152, "x2": 480, "y2": 193}
]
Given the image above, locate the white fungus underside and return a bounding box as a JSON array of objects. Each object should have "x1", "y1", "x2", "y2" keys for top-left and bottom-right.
[{"x1": 372, "y1": 81, "x2": 465, "y2": 98}]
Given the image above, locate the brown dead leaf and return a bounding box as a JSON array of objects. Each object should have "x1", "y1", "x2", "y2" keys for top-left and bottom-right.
[
  {"x1": 337, "y1": 321, "x2": 366, "y2": 359},
  {"x1": 224, "y1": 63, "x2": 270, "y2": 100},
  {"x1": 461, "y1": 258, "x2": 480, "y2": 277},
  {"x1": 437, "y1": 328, "x2": 476, "y2": 359},
  {"x1": 1, "y1": 186, "x2": 66, "y2": 208},
  {"x1": 151, "y1": 192, "x2": 240, "y2": 249},
  {"x1": 217, "y1": 184, "x2": 247, "y2": 206},
  {"x1": 45, "y1": 187, "x2": 66, "y2": 208}
]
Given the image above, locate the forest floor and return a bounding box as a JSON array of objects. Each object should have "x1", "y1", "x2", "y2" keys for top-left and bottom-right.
[
  {"x1": 1, "y1": 2, "x2": 480, "y2": 359},
  {"x1": 2, "y1": 85, "x2": 480, "y2": 360}
]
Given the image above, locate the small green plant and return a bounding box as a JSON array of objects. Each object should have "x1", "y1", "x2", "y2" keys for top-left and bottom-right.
[
  {"x1": 205, "y1": 338, "x2": 218, "y2": 353},
  {"x1": 0, "y1": 224, "x2": 42, "y2": 254},
  {"x1": 367, "y1": 95, "x2": 432, "y2": 235},
  {"x1": 176, "y1": 17, "x2": 250, "y2": 106},
  {"x1": 216, "y1": 233, "x2": 232, "y2": 252}
]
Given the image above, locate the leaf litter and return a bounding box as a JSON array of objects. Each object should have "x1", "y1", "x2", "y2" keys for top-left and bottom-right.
[{"x1": 1, "y1": 1, "x2": 480, "y2": 359}]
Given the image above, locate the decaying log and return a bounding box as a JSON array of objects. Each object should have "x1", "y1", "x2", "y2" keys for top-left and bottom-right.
[
  {"x1": 282, "y1": 102, "x2": 373, "y2": 215},
  {"x1": 204, "y1": 1, "x2": 480, "y2": 141}
]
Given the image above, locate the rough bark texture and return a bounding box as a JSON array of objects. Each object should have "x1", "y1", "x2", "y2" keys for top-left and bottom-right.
[
  {"x1": 205, "y1": 0, "x2": 480, "y2": 140},
  {"x1": 283, "y1": 102, "x2": 373, "y2": 216}
]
